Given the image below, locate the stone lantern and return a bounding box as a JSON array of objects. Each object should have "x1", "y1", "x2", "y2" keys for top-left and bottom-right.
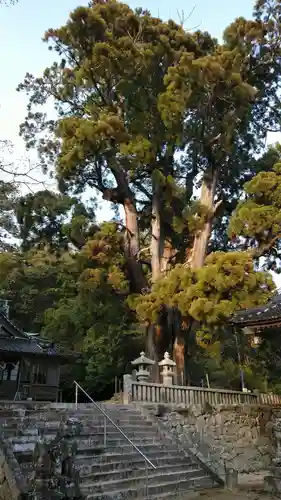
[
  {"x1": 159, "y1": 352, "x2": 176, "y2": 386},
  {"x1": 131, "y1": 351, "x2": 155, "y2": 382}
]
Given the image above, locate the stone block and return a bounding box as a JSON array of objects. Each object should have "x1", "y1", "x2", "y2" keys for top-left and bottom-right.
[
  {"x1": 0, "y1": 466, "x2": 5, "y2": 485},
  {"x1": 225, "y1": 468, "x2": 238, "y2": 490},
  {"x1": 264, "y1": 474, "x2": 281, "y2": 494},
  {"x1": 0, "y1": 480, "x2": 11, "y2": 500}
]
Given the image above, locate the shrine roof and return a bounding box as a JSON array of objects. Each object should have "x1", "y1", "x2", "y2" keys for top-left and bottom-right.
[
  {"x1": 0, "y1": 312, "x2": 71, "y2": 360},
  {"x1": 229, "y1": 292, "x2": 281, "y2": 328},
  {"x1": 0, "y1": 338, "x2": 58, "y2": 356}
]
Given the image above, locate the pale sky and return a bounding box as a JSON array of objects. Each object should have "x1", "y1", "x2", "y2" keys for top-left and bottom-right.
[
  {"x1": 0, "y1": 0, "x2": 256, "y2": 162},
  {"x1": 1, "y1": 0, "x2": 280, "y2": 284}
]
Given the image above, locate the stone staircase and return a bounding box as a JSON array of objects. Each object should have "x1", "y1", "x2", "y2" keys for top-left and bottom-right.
[{"x1": 0, "y1": 403, "x2": 222, "y2": 499}]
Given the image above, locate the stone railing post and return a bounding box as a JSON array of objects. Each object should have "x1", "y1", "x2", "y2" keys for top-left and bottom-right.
[{"x1": 123, "y1": 374, "x2": 133, "y2": 404}]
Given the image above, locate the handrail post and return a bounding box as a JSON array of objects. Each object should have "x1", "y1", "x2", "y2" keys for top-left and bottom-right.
[
  {"x1": 104, "y1": 416, "x2": 107, "y2": 447},
  {"x1": 75, "y1": 382, "x2": 78, "y2": 410},
  {"x1": 145, "y1": 459, "x2": 149, "y2": 499}
]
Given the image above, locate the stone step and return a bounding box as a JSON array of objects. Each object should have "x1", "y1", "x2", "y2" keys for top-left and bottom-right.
[
  {"x1": 75, "y1": 447, "x2": 186, "y2": 465},
  {"x1": 5, "y1": 423, "x2": 158, "y2": 437},
  {"x1": 0, "y1": 413, "x2": 64, "y2": 425},
  {"x1": 84, "y1": 475, "x2": 216, "y2": 499},
  {"x1": 80, "y1": 442, "x2": 181, "y2": 456},
  {"x1": 50, "y1": 410, "x2": 135, "y2": 418},
  {"x1": 80, "y1": 463, "x2": 202, "y2": 483},
  {"x1": 9, "y1": 434, "x2": 169, "y2": 451},
  {"x1": 4, "y1": 414, "x2": 142, "y2": 429},
  {"x1": 0, "y1": 403, "x2": 221, "y2": 500},
  {"x1": 2, "y1": 425, "x2": 158, "y2": 441},
  {"x1": 11, "y1": 435, "x2": 178, "y2": 454},
  {"x1": 77, "y1": 454, "x2": 196, "y2": 475},
  {"x1": 82, "y1": 469, "x2": 211, "y2": 494},
  {"x1": 44, "y1": 404, "x2": 135, "y2": 412},
  {"x1": 16, "y1": 452, "x2": 197, "y2": 477},
  {"x1": 81, "y1": 425, "x2": 156, "y2": 436},
  {"x1": 0, "y1": 416, "x2": 148, "y2": 429},
  {"x1": 77, "y1": 416, "x2": 147, "y2": 426}
]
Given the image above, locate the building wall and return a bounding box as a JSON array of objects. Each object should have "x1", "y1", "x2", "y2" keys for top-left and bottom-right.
[{"x1": 0, "y1": 381, "x2": 17, "y2": 400}]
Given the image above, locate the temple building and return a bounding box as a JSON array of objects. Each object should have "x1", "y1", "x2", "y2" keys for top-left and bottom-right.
[
  {"x1": 0, "y1": 305, "x2": 69, "y2": 402},
  {"x1": 229, "y1": 292, "x2": 281, "y2": 346}
]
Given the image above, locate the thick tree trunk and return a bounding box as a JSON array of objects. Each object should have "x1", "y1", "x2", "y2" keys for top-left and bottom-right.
[
  {"x1": 150, "y1": 191, "x2": 162, "y2": 283},
  {"x1": 107, "y1": 164, "x2": 146, "y2": 293},
  {"x1": 189, "y1": 168, "x2": 220, "y2": 270},
  {"x1": 173, "y1": 169, "x2": 220, "y2": 380},
  {"x1": 146, "y1": 323, "x2": 160, "y2": 382},
  {"x1": 123, "y1": 198, "x2": 146, "y2": 292},
  {"x1": 160, "y1": 238, "x2": 175, "y2": 274},
  {"x1": 173, "y1": 329, "x2": 185, "y2": 384},
  {"x1": 148, "y1": 190, "x2": 161, "y2": 375}
]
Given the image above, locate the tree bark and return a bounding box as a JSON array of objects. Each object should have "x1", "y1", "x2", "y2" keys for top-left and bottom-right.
[
  {"x1": 146, "y1": 323, "x2": 160, "y2": 382},
  {"x1": 123, "y1": 198, "x2": 146, "y2": 292},
  {"x1": 173, "y1": 331, "x2": 185, "y2": 384},
  {"x1": 107, "y1": 165, "x2": 146, "y2": 293},
  {"x1": 189, "y1": 168, "x2": 219, "y2": 270},
  {"x1": 147, "y1": 189, "x2": 161, "y2": 373},
  {"x1": 173, "y1": 168, "x2": 220, "y2": 381},
  {"x1": 150, "y1": 190, "x2": 162, "y2": 283},
  {"x1": 160, "y1": 238, "x2": 175, "y2": 274}
]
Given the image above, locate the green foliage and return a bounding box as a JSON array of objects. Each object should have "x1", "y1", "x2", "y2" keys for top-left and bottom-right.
[
  {"x1": 133, "y1": 251, "x2": 273, "y2": 327},
  {"x1": 2, "y1": 0, "x2": 281, "y2": 396},
  {"x1": 41, "y1": 222, "x2": 138, "y2": 394},
  {"x1": 16, "y1": 190, "x2": 75, "y2": 251},
  {"x1": 0, "y1": 250, "x2": 78, "y2": 332},
  {"x1": 131, "y1": 250, "x2": 274, "y2": 387},
  {"x1": 229, "y1": 149, "x2": 281, "y2": 270},
  {"x1": 0, "y1": 180, "x2": 18, "y2": 251},
  {"x1": 18, "y1": 2, "x2": 212, "y2": 196},
  {"x1": 43, "y1": 292, "x2": 140, "y2": 395},
  {"x1": 16, "y1": 190, "x2": 97, "y2": 252},
  {"x1": 0, "y1": 217, "x2": 139, "y2": 396}
]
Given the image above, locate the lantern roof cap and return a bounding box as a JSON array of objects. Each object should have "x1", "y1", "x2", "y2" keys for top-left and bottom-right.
[
  {"x1": 158, "y1": 352, "x2": 176, "y2": 367},
  {"x1": 131, "y1": 351, "x2": 155, "y2": 366}
]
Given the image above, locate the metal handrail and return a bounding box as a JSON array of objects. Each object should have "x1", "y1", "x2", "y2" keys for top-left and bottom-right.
[{"x1": 73, "y1": 381, "x2": 156, "y2": 473}]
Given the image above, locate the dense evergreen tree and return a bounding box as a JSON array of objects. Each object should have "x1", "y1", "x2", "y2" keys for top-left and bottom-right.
[
  {"x1": 229, "y1": 152, "x2": 281, "y2": 271},
  {"x1": 1, "y1": 0, "x2": 281, "y2": 395}
]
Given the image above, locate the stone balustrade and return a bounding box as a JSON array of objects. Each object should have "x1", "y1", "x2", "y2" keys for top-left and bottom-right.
[
  {"x1": 124, "y1": 351, "x2": 281, "y2": 407},
  {"x1": 258, "y1": 392, "x2": 281, "y2": 405},
  {"x1": 123, "y1": 375, "x2": 281, "y2": 406}
]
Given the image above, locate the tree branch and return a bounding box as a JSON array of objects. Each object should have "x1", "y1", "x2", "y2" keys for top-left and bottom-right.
[{"x1": 252, "y1": 233, "x2": 281, "y2": 258}]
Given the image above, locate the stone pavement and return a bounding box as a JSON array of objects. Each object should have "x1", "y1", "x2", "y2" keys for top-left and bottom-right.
[
  {"x1": 181, "y1": 472, "x2": 279, "y2": 500},
  {"x1": 194, "y1": 490, "x2": 278, "y2": 500}
]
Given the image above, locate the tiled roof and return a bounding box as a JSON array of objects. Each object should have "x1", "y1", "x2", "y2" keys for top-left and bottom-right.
[
  {"x1": 0, "y1": 338, "x2": 53, "y2": 355},
  {"x1": 0, "y1": 313, "x2": 28, "y2": 340},
  {"x1": 230, "y1": 293, "x2": 281, "y2": 327},
  {"x1": 0, "y1": 312, "x2": 65, "y2": 358}
]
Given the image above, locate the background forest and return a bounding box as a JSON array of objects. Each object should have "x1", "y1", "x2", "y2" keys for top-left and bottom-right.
[{"x1": 1, "y1": 0, "x2": 281, "y2": 399}]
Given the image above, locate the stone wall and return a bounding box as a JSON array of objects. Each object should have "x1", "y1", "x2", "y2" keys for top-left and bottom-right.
[
  {"x1": 264, "y1": 410, "x2": 281, "y2": 494},
  {"x1": 0, "y1": 437, "x2": 27, "y2": 500},
  {"x1": 139, "y1": 403, "x2": 276, "y2": 482}
]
